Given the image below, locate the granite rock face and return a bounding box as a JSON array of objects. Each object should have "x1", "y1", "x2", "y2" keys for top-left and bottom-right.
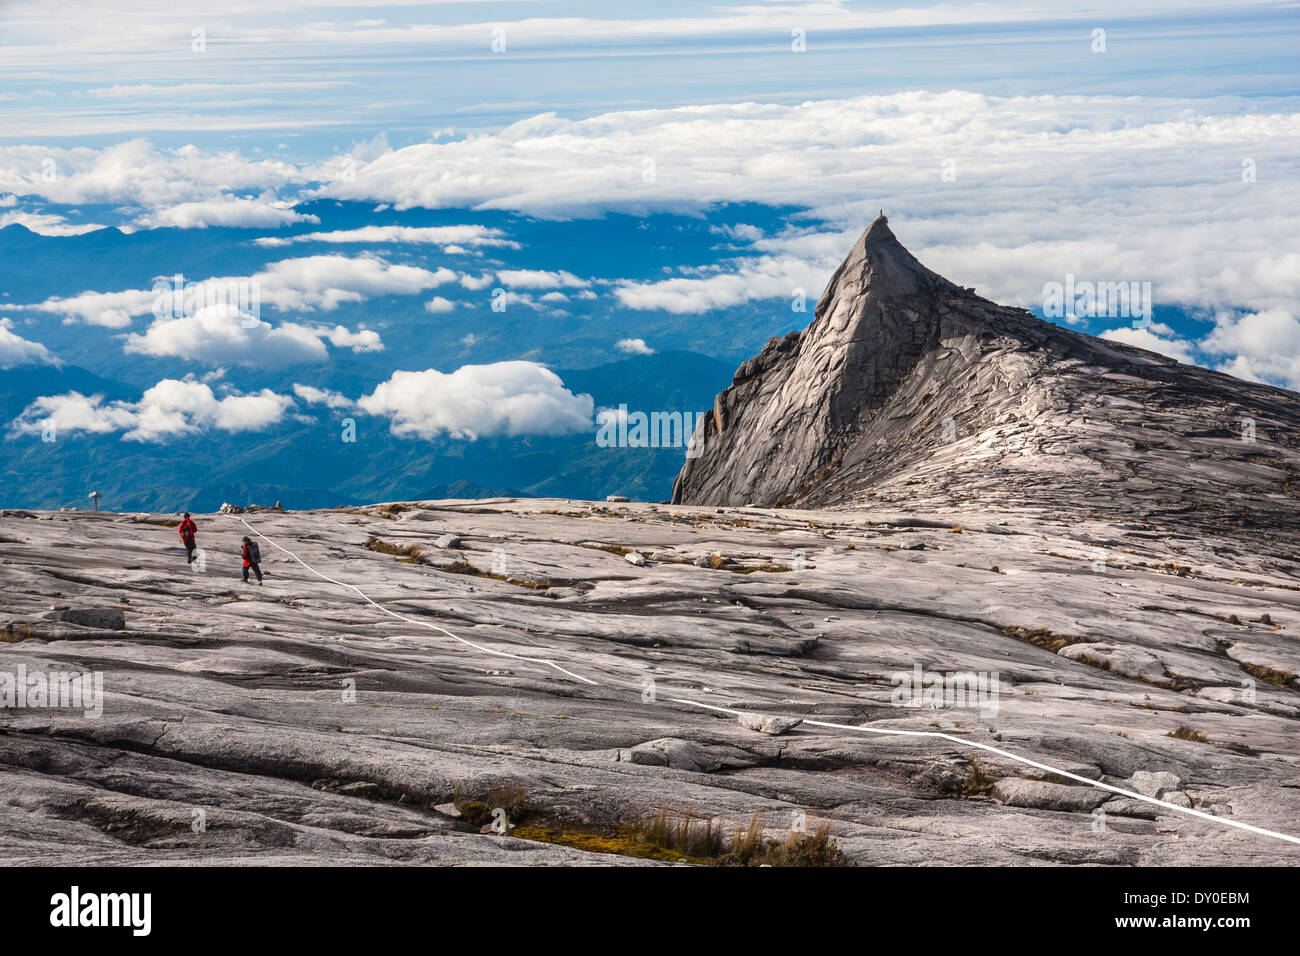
[
  {"x1": 672, "y1": 216, "x2": 1300, "y2": 551},
  {"x1": 3, "y1": 499, "x2": 1300, "y2": 866}
]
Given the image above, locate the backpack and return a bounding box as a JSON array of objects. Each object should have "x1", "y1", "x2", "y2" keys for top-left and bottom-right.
[{"x1": 247, "y1": 541, "x2": 261, "y2": 564}]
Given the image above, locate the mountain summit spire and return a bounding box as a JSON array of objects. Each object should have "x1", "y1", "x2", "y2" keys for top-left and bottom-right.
[
  {"x1": 673, "y1": 216, "x2": 970, "y2": 506},
  {"x1": 673, "y1": 218, "x2": 1300, "y2": 525}
]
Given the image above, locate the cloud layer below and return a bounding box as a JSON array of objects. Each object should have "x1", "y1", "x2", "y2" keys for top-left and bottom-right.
[
  {"x1": 9, "y1": 378, "x2": 294, "y2": 442},
  {"x1": 9, "y1": 361, "x2": 597, "y2": 445},
  {"x1": 355, "y1": 362, "x2": 594, "y2": 440},
  {"x1": 2, "y1": 88, "x2": 1298, "y2": 389}
]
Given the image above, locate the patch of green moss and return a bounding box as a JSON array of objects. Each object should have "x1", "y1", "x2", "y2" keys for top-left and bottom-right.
[
  {"x1": 514, "y1": 807, "x2": 851, "y2": 867},
  {"x1": 513, "y1": 826, "x2": 702, "y2": 863}
]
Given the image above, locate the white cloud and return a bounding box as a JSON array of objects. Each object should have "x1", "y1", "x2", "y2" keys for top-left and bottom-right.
[
  {"x1": 425, "y1": 296, "x2": 457, "y2": 313},
  {"x1": 1202, "y1": 308, "x2": 1300, "y2": 361},
  {"x1": 307, "y1": 91, "x2": 1297, "y2": 324},
  {"x1": 252, "y1": 256, "x2": 456, "y2": 310},
  {"x1": 253, "y1": 224, "x2": 516, "y2": 249},
  {"x1": 1200, "y1": 309, "x2": 1300, "y2": 390},
  {"x1": 323, "y1": 324, "x2": 383, "y2": 352},
  {"x1": 356, "y1": 361, "x2": 594, "y2": 440},
  {"x1": 1, "y1": 0, "x2": 1240, "y2": 86},
  {"x1": 495, "y1": 269, "x2": 588, "y2": 290},
  {"x1": 139, "y1": 196, "x2": 319, "y2": 229},
  {"x1": 0, "y1": 140, "x2": 303, "y2": 207},
  {"x1": 712, "y1": 223, "x2": 764, "y2": 242},
  {"x1": 1099, "y1": 327, "x2": 1195, "y2": 364},
  {"x1": 1099, "y1": 311, "x2": 1300, "y2": 391},
  {"x1": 123, "y1": 302, "x2": 381, "y2": 366},
  {"x1": 493, "y1": 290, "x2": 567, "y2": 314},
  {"x1": 84, "y1": 81, "x2": 351, "y2": 98},
  {"x1": 292, "y1": 383, "x2": 353, "y2": 409},
  {"x1": 22, "y1": 254, "x2": 453, "y2": 330},
  {"x1": 10, "y1": 392, "x2": 133, "y2": 436},
  {"x1": 3, "y1": 85, "x2": 1299, "y2": 392},
  {"x1": 0, "y1": 209, "x2": 104, "y2": 236},
  {"x1": 615, "y1": 337, "x2": 654, "y2": 356},
  {"x1": 615, "y1": 255, "x2": 826, "y2": 314},
  {"x1": 9, "y1": 378, "x2": 294, "y2": 442},
  {"x1": 25, "y1": 289, "x2": 155, "y2": 328},
  {"x1": 0, "y1": 318, "x2": 60, "y2": 369}
]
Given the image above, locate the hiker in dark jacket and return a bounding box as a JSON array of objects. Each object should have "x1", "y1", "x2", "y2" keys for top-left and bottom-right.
[
  {"x1": 178, "y1": 513, "x2": 198, "y2": 564},
  {"x1": 241, "y1": 535, "x2": 263, "y2": 585}
]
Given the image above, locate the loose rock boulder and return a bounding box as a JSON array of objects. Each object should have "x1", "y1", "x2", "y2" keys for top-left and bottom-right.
[
  {"x1": 736, "y1": 712, "x2": 802, "y2": 736},
  {"x1": 1123, "y1": 770, "x2": 1182, "y2": 799},
  {"x1": 626, "y1": 738, "x2": 723, "y2": 772},
  {"x1": 990, "y1": 778, "x2": 1108, "y2": 812}
]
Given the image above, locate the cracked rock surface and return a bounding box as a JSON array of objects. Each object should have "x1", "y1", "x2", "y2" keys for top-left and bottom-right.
[{"x1": 3, "y1": 496, "x2": 1300, "y2": 865}]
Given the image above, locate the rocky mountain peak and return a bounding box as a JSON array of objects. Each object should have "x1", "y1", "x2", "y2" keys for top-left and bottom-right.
[
  {"x1": 815, "y1": 213, "x2": 947, "y2": 316},
  {"x1": 674, "y1": 219, "x2": 1300, "y2": 541}
]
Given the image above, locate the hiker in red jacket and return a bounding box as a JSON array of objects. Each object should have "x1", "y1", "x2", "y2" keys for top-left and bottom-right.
[
  {"x1": 178, "y1": 513, "x2": 198, "y2": 564},
  {"x1": 241, "y1": 535, "x2": 263, "y2": 585}
]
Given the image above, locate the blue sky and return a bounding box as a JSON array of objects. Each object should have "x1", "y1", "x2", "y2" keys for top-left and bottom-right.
[{"x1": 1, "y1": 0, "x2": 1299, "y2": 463}]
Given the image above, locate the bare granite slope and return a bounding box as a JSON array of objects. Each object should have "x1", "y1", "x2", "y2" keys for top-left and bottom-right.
[{"x1": 3, "y1": 499, "x2": 1300, "y2": 865}]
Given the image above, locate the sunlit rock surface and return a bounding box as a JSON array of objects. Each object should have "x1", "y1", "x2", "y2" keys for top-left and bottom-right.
[
  {"x1": 673, "y1": 217, "x2": 1300, "y2": 555},
  {"x1": 3, "y1": 496, "x2": 1299, "y2": 865}
]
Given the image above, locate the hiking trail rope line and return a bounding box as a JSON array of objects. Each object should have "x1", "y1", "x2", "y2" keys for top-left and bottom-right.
[{"x1": 236, "y1": 514, "x2": 1300, "y2": 848}]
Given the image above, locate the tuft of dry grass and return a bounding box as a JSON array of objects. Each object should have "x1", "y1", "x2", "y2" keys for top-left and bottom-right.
[
  {"x1": 642, "y1": 807, "x2": 726, "y2": 859},
  {"x1": 1001, "y1": 625, "x2": 1086, "y2": 653},
  {"x1": 1240, "y1": 661, "x2": 1296, "y2": 687},
  {"x1": 580, "y1": 543, "x2": 632, "y2": 556},
  {"x1": 454, "y1": 783, "x2": 532, "y2": 827},
  {"x1": 1167, "y1": 726, "x2": 1208, "y2": 743},
  {"x1": 954, "y1": 757, "x2": 996, "y2": 797},
  {"x1": 717, "y1": 813, "x2": 850, "y2": 867},
  {"x1": 1, "y1": 622, "x2": 35, "y2": 643},
  {"x1": 364, "y1": 535, "x2": 427, "y2": 564},
  {"x1": 729, "y1": 560, "x2": 792, "y2": 574}
]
